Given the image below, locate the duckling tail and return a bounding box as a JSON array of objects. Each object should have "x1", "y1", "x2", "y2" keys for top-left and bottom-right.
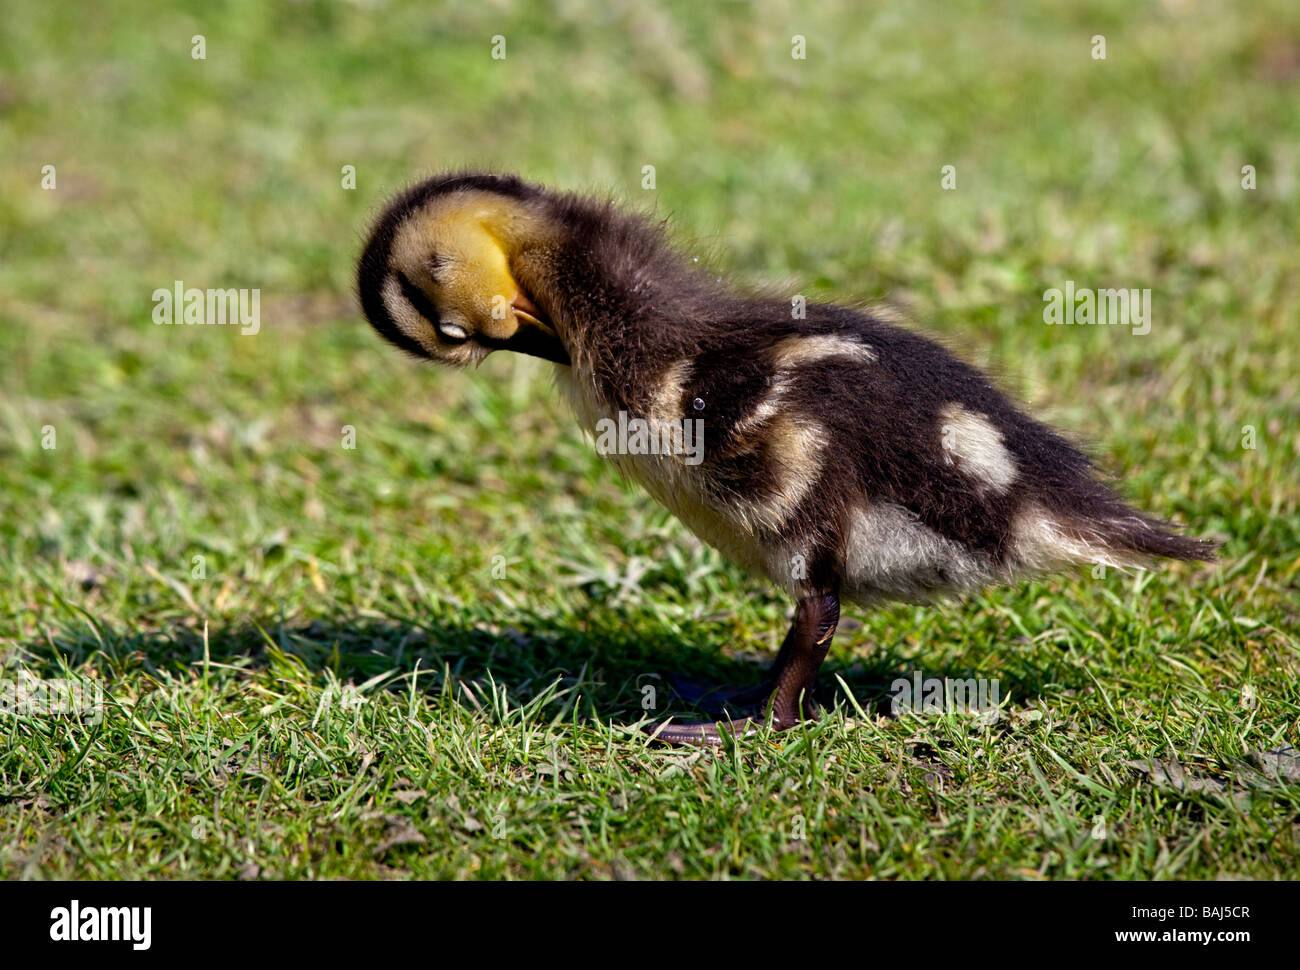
[
  {"x1": 1012, "y1": 487, "x2": 1217, "y2": 575},
  {"x1": 1096, "y1": 512, "x2": 1219, "y2": 562},
  {"x1": 1043, "y1": 501, "x2": 1219, "y2": 568}
]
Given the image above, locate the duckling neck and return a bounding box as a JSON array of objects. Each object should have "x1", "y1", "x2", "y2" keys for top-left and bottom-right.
[{"x1": 508, "y1": 198, "x2": 733, "y2": 402}]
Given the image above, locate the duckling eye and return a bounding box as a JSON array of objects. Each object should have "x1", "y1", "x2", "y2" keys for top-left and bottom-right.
[{"x1": 437, "y1": 321, "x2": 469, "y2": 344}]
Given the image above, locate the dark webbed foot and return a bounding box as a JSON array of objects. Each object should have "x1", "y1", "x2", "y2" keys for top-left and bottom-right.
[
  {"x1": 648, "y1": 591, "x2": 840, "y2": 747},
  {"x1": 648, "y1": 716, "x2": 760, "y2": 746}
]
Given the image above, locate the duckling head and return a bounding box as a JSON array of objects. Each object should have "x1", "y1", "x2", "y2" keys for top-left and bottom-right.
[{"x1": 357, "y1": 177, "x2": 568, "y2": 366}]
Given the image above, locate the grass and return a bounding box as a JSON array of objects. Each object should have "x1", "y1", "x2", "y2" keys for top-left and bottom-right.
[{"x1": 1, "y1": 0, "x2": 1298, "y2": 879}]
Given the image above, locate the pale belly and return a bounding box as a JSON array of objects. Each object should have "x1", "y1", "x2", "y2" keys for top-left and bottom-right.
[{"x1": 555, "y1": 366, "x2": 774, "y2": 581}]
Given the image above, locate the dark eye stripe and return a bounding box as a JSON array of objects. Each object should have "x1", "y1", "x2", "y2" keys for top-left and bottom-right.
[
  {"x1": 396, "y1": 271, "x2": 443, "y2": 325},
  {"x1": 396, "y1": 272, "x2": 469, "y2": 345}
]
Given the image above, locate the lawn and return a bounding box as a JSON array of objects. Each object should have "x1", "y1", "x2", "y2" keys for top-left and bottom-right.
[{"x1": 1, "y1": 0, "x2": 1297, "y2": 879}]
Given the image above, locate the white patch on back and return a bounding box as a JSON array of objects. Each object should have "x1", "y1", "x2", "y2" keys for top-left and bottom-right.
[
  {"x1": 726, "y1": 335, "x2": 876, "y2": 457},
  {"x1": 771, "y1": 333, "x2": 877, "y2": 367},
  {"x1": 938, "y1": 403, "x2": 1017, "y2": 493}
]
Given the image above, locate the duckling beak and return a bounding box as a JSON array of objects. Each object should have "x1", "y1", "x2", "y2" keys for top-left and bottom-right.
[{"x1": 496, "y1": 291, "x2": 570, "y2": 365}]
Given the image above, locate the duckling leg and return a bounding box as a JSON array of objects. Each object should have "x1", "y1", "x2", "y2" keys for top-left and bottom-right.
[
  {"x1": 649, "y1": 591, "x2": 840, "y2": 746},
  {"x1": 667, "y1": 598, "x2": 831, "y2": 716},
  {"x1": 767, "y1": 591, "x2": 839, "y2": 727},
  {"x1": 665, "y1": 632, "x2": 804, "y2": 716}
]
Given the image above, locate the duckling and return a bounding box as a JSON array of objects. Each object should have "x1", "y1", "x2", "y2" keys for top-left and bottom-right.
[{"x1": 357, "y1": 171, "x2": 1214, "y2": 746}]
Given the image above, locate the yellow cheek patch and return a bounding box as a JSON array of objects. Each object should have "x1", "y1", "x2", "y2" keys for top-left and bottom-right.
[
  {"x1": 446, "y1": 227, "x2": 520, "y2": 341},
  {"x1": 389, "y1": 192, "x2": 535, "y2": 341}
]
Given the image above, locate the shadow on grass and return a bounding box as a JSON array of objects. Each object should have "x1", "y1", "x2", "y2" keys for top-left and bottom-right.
[{"x1": 13, "y1": 609, "x2": 1060, "y2": 728}]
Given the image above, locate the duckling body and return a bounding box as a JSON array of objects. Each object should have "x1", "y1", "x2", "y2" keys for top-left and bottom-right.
[{"x1": 358, "y1": 172, "x2": 1213, "y2": 744}]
